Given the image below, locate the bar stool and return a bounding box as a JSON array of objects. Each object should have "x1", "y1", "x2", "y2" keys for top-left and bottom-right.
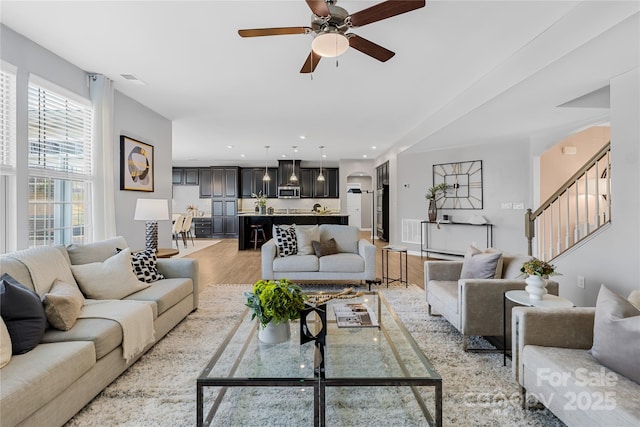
[{"x1": 250, "y1": 224, "x2": 267, "y2": 250}]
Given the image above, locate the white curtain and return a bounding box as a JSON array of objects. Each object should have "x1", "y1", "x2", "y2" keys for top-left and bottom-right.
[{"x1": 89, "y1": 74, "x2": 117, "y2": 241}]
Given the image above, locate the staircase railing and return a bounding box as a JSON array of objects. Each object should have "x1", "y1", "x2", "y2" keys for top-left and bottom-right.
[{"x1": 525, "y1": 142, "x2": 611, "y2": 261}]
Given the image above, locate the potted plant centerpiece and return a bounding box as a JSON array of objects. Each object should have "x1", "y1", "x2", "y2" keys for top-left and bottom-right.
[
  {"x1": 251, "y1": 191, "x2": 267, "y2": 215},
  {"x1": 245, "y1": 279, "x2": 307, "y2": 344},
  {"x1": 519, "y1": 258, "x2": 560, "y2": 300},
  {"x1": 425, "y1": 183, "x2": 449, "y2": 222}
]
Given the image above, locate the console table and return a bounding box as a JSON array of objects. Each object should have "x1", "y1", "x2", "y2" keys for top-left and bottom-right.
[{"x1": 420, "y1": 221, "x2": 493, "y2": 258}]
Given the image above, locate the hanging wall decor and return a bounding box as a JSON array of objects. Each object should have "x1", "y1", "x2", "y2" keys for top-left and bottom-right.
[
  {"x1": 120, "y1": 136, "x2": 154, "y2": 192},
  {"x1": 432, "y1": 160, "x2": 483, "y2": 209}
]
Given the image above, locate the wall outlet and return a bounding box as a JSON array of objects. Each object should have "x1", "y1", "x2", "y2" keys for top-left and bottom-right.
[{"x1": 577, "y1": 276, "x2": 585, "y2": 289}]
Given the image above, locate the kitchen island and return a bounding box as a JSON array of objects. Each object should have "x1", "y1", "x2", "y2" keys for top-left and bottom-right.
[{"x1": 238, "y1": 213, "x2": 349, "y2": 250}]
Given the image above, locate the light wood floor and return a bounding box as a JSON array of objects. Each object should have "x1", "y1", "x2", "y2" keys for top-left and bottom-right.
[{"x1": 184, "y1": 232, "x2": 427, "y2": 289}]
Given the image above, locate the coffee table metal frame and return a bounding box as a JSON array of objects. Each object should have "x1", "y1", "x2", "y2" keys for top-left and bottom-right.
[{"x1": 197, "y1": 291, "x2": 442, "y2": 427}]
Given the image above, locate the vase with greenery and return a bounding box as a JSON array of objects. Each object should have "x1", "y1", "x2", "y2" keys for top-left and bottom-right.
[
  {"x1": 519, "y1": 258, "x2": 560, "y2": 300},
  {"x1": 245, "y1": 278, "x2": 307, "y2": 344},
  {"x1": 425, "y1": 183, "x2": 449, "y2": 222},
  {"x1": 251, "y1": 191, "x2": 267, "y2": 214}
]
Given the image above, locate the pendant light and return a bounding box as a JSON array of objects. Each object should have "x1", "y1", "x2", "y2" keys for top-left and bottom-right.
[
  {"x1": 290, "y1": 146, "x2": 298, "y2": 183},
  {"x1": 263, "y1": 146, "x2": 271, "y2": 181},
  {"x1": 317, "y1": 146, "x2": 325, "y2": 182}
]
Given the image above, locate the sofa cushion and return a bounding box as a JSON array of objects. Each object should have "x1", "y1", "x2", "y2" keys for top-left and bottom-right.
[
  {"x1": 0, "y1": 341, "x2": 95, "y2": 427},
  {"x1": 460, "y1": 246, "x2": 503, "y2": 279},
  {"x1": 42, "y1": 317, "x2": 123, "y2": 360},
  {"x1": 319, "y1": 224, "x2": 359, "y2": 254},
  {"x1": 43, "y1": 279, "x2": 85, "y2": 331},
  {"x1": 0, "y1": 317, "x2": 11, "y2": 368},
  {"x1": 71, "y1": 248, "x2": 150, "y2": 299},
  {"x1": 591, "y1": 285, "x2": 640, "y2": 384},
  {"x1": 295, "y1": 225, "x2": 320, "y2": 256},
  {"x1": 501, "y1": 253, "x2": 532, "y2": 279},
  {"x1": 522, "y1": 345, "x2": 640, "y2": 427},
  {"x1": 124, "y1": 278, "x2": 191, "y2": 316},
  {"x1": 66, "y1": 235, "x2": 129, "y2": 265},
  {"x1": 312, "y1": 238, "x2": 338, "y2": 257},
  {"x1": 0, "y1": 273, "x2": 47, "y2": 355},
  {"x1": 274, "y1": 224, "x2": 297, "y2": 257},
  {"x1": 273, "y1": 254, "x2": 319, "y2": 272},
  {"x1": 319, "y1": 253, "x2": 365, "y2": 273}
]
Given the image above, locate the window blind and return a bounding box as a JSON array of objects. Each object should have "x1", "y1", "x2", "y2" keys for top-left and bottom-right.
[
  {"x1": 28, "y1": 82, "x2": 93, "y2": 179},
  {"x1": 0, "y1": 68, "x2": 16, "y2": 172}
]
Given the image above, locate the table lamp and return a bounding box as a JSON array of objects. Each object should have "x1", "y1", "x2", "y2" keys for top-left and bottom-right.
[{"x1": 134, "y1": 198, "x2": 169, "y2": 251}]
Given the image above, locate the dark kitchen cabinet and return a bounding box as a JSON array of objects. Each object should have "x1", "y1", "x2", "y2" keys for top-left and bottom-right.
[
  {"x1": 193, "y1": 217, "x2": 212, "y2": 238},
  {"x1": 241, "y1": 167, "x2": 278, "y2": 198},
  {"x1": 210, "y1": 167, "x2": 238, "y2": 237},
  {"x1": 278, "y1": 160, "x2": 301, "y2": 186},
  {"x1": 199, "y1": 168, "x2": 213, "y2": 198},
  {"x1": 300, "y1": 168, "x2": 339, "y2": 198},
  {"x1": 172, "y1": 167, "x2": 199, "y2": 185}
]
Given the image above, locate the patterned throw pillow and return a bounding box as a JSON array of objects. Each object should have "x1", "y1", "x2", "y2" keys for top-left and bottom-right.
[
  {"x1": 116, "y1": 248, "x2": 165, "y2": 283},
  {"x1": 130, "y1": 249, "x2": 165, "y2": 283},
  {"x1": 274, "y1": 225, "x2": 297, "y2": 257}
]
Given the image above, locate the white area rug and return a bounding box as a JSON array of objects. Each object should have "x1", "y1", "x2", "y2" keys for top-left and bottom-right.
[
  {"x1": 175, "y1": 239, "x2": 221, "y2": 258},
  {"x1": 65, "y1": 284, "x2": 564, "y2": 426}
]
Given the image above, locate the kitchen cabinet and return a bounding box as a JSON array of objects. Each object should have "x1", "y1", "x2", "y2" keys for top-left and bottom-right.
[
  {"x1": 300, "y1": 168, "x2": 339, "y2": 198},
  {"x1": 377, "y1": 161, "x2": 389, "y2": 189},
  {"x1": 278, "y1": 160, "x2": 300, "y2": 186},
  {"x1": 193, "y1": 217, "x2": 212, "y2": 238},
  {"x1": 199, "y1": 168, "x2": 213, "y2": 198},
  {"x1": 172, "y1": 167, "x2": 199, "y2": 185},
  {"x1": 241, "y1": 167, "x2": 278, "y2": 198}
]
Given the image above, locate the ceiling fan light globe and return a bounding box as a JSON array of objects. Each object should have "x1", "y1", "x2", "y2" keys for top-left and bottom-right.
[{"x1": 312, "y1": 33, "x2": 349, "y2": 58}]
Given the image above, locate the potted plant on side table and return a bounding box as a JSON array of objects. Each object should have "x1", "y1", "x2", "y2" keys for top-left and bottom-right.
[
  {"x1": 519, "y1": 258, "x2": 560, "y2": 300},
  {"x1": 245, "y1": 278, "x2": 307, "y2": 344},
  {"x1": 425, "y1": 183, "x2": 449, "y2": 222}
]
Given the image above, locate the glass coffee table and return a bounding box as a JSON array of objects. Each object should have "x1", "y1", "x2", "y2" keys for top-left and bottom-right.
[{"x1": 197, "y1": 291, "x2": 442, "y2": 427}]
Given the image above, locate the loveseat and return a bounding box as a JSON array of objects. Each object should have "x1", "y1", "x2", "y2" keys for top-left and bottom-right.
[
  {"x1": 0, "y1": 236, "x2": 199, "y2": 427},
  {"x1": 512, "y1": 285, "x2": 640, "y2": 426},
  {"x1": 261, "y1": 224, "x2": 376, "y2": 283},
  {"x1": 424, "y1": 247, "x2": 559, "y2": 351}
]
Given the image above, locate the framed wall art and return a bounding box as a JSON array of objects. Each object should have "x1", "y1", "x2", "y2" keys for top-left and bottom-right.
[
  {"x1": 433, "y1": 160, "x2": 483, "y2": 209},
  {"x1": 120, "y1": 135, "x2": 154, "y2": 192}
]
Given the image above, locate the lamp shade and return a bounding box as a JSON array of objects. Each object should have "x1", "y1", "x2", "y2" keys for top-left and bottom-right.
[
  {"x1": 312, "y1": 33, "x2": 349, "y2": 58},
  {"x1": 134, "y1": 199, "x2": 169, "y2": 221}
]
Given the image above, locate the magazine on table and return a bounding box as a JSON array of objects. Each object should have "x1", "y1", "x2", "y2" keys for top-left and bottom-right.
[{"x1": 333, "y1": 303, "x2": 379, "y2": 328}]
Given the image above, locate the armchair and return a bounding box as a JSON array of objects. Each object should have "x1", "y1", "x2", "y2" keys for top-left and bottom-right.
[{"x1": 424, "y1": 251, "x2": 559, "y2": 351}]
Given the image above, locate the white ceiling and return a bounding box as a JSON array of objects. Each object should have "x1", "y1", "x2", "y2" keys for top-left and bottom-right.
[{"x1": 1, "y1": 1, "x2": 637, "y2": 166}]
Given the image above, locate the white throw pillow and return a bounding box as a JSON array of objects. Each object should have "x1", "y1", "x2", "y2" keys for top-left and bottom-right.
[
  {"x1": 71, "y1": 248, "x2": 150, "y2": 299},
  {"x1": 295, "y1": 225, "x2": 320, "y2": 256},
  {"x1": 0, "y1": 317, "x2": 11, "y2": 368},
  {"x1": 628, "y1": 289, "x2": 640, "y2": 310}
]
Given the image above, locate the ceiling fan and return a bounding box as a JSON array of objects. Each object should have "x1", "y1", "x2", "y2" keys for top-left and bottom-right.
[{"x1": 238, "y1": 0, "x2": 426, "y2": 73}]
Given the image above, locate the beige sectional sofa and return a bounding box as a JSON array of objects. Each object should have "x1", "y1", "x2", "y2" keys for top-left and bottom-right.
[
  {"x1": 0, "y1": 236, "x2": 199, "y2": 427},
  {"x1": 261, "y1": 224, "x2": 376, "y2": 283},
  {"x1": 424, "y1": 250, "x2": 559, "y2": 351}
]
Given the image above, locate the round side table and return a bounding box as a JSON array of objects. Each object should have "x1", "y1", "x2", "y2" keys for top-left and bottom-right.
[
  {"x1": 503, "y1": 290, "x2": 574, "y2": 365},
  {"x1": 381, "y1": 245, "x2": 408, "y2": 288}
]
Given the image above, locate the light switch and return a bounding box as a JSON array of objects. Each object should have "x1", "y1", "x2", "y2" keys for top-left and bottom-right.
[
  {"x1": 501, "y1": 202, "x2": 513, "y2": 209},
  {"x1": 513, "y1": 202, "x2": 525, "y2": 210}
]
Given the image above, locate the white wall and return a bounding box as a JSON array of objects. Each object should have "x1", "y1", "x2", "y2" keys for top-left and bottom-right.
[
  {"x1": 114, "y1": 92, "x2": 173, "y2": 250},
  {"x1": 396, "y1": 140, "x2": 531, "y2": 255},
  {"x1": 553, "y1": 68, "x2": 640, "y2": 306}
]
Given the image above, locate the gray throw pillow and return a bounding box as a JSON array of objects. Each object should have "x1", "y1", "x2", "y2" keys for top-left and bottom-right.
[
  {"x1": 460, "y1": 246, "x2": 503, "y2": 279},
  {"x1": 0, "y1": 273, "x2": 47, "y2": 355},
  {"x1": 312, "y1": 238, "x2": 338, "y2": 257},
  {"x1": 591, "y1": 285, "x2": 640, "y2": 384}
]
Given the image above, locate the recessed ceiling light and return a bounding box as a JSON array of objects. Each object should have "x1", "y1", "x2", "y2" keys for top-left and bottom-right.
[
  {"x1": 281, "y1": 154, "x2": 286, "y2": 158},
  {"x1": 363, "y1": 154, "x2": 368, "y2": 158},
  {"x1": 299, "y1": 135, "x2": 308, "y2": 140},
  {"x1": 227, "y1": 145, "x2": 233, "y2": 149},
  {"x1": 241, "y1": 154, "x2": 245, "y2": 158},
  {"x1": 372, "y1": 146, "x2": 377, "y2": 150}
]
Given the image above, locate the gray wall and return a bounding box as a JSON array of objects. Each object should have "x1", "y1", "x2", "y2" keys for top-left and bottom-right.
[
  {"x1": 396, "y1": 140, "x2": 531, "y2": 255},
  {"x1": 1, "y1": 24, "x2": 173, "y2": 250},
  {"x1": 113, "y1": 92, "x2": 173, "y2": 250}
]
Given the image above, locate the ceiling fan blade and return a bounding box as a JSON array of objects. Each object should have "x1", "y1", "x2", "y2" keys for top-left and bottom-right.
[
  {"x1": 300, "y1": 51, "x2": 322, "y2": 73},
  {"x1": 238, "y1": 27, "x2": 311, "y2": 37},
  {"x1": 305, "y1": 0, "x2": 330, "y2": 17},
  {"x1": 349, "y1": 0, "x2": 426, "y2": 27},
  {"x1": 348, "y1": 35, "x2": 395, "y2": 62}
]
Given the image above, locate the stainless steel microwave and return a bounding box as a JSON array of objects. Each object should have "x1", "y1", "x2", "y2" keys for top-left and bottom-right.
[{"x1": 277, "y1": 186, "x2": 300, "y2": 199}]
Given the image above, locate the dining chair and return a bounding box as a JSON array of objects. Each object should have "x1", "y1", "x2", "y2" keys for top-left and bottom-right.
[
  {"x1": 181, "y1": 214, "x2": 195, "y2": 247},
  {"x1": 172, "y1": 214, "x2": 186, "y2": 250}
]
